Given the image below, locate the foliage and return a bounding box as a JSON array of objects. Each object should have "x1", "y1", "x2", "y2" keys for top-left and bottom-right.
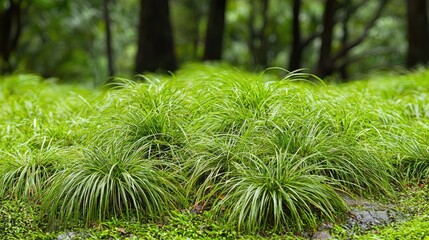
[
  {"x1": 0, "y1": 200, "x2": 51, "y2": 239},
  {"x1": 210, "y1": 150, "x2": 347, "y2": 232},
  {"x1": 5, "y1": 0, "x2": 410, "y2": 81},
  {"x1": 357, "y1": 217, "x2": 429, "y2": 240},
  {"x1": 0, "y1": 138, "x2": 59, "y2": 201},
  {"x1": 3, "y1": 66, "x2": 429, "y2": 236},
  {"x1": 43, "y1": 144, "x2": 183, "y2": 225},
  {"x1": 51, "y1": 211, "x2": 300, "y2": 239}
]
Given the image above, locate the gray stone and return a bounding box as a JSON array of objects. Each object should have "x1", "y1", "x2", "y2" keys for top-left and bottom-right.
[
  {"x1": 57, "y1": 232, "x2": 78, "y2": 240},
  {"x1": 312, "y1": 230, "x2": 331, "y2": 240}
]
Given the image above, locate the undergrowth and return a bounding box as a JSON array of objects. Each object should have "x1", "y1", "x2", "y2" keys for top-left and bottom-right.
[{"x1": 1, "y1": 65, "x2": 429, "y2": 237}]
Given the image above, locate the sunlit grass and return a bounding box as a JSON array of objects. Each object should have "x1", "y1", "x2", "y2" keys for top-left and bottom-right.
[
  {"x1": 210, "y1": 150, "x2": 348, "y2": 232},
  {"x1": 0, "y1": 138, "x2": 60, "y2": 201},
  {"x1": 43, "y1": 143, "x2": 183, "y2": 225},
  {"x1": 2, "y1": 66, "x2": 429, "y2": 234}
]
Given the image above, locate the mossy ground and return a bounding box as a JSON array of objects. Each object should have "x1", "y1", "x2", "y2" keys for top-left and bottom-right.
[{"x1": 2, "y1": 65, "x2": 429, "y2": 239}]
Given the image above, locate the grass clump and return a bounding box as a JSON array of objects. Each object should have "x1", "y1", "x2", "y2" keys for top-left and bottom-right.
[
  {"x1": 211, "y1": 150, "x2": 347, "y2": 232},
  {"x1": 0, "y1": 138, "x2": 61, "y2": 201},
  {"x1": 3, "y1": 66, "x2": 429, "y2": 237},
  {"x1": 43, "y1": 143, "x2": 183, "y2": 225}
]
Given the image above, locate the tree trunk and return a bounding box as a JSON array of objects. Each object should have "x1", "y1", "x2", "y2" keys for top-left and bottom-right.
[
  {"x1": 0, "y1": 0, "x2": 22, "y2": 74},
  {"x1": 316, "y1": 0, "x2": 387, "y2": 79},
  {"x1": 203, "y1": 0, "x2": 226, "y2": 60},
  {"x1": 332, "y1": 0, "x2": 388, "y2": 63},
  {"x1": 289, "y1": 0, "x2": 302, "y2": 71},
  {"x1": 135, "y1": 0, "x2": 177, "y2": 73},
  {"x1": 188, "y1": 0, "x2": 202, "y2": 59},
  {"x1": 248, "y1": 0, "x2": 270, "y2": 67},
  {"x1": 103, "y1": 0, "x2": 115, "y2": 76},
  {"x1": 339, "y1": 0, "x2": 351, "y2": 80},
  {"x1": 406, "y1": 0, "x2": 429, "y2": 68},
  {"x1": 316, "y1": 0, "x2": 337, "y2": 78}
]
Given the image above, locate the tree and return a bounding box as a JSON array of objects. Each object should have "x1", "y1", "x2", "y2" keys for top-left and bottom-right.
[
  {"x1": 338, "y1": 0, "x2": 351, "y2": 79},
  {"x1": 315, "y1": 0, "x2": 337, "y2": 78},
  {"x1": 0, "y1": 0, "x2": 23, "y2": 74},
  {"x1": 135, "y1": 0, "x2": 177, "y2": 73},
  {"x1": 315, "y1": 0, "x2": 388, "y2": 79},
  {"x1": 248, "y1": 0, "x2": 270, "y2": 68},
  {"x1": 171, "y1": 0, "x2": 208, "y2": 61},
  {"x1": 102, "y1": 0, "x2": 115, "y2": 76},
  {"x1": 288, "y1": 0, "x2": 321, "y2": 71},
  {"x1": 406, "y1": 0, "x2": 429, "y2": 68},
  {"x1": 289, "y1": 0, "x2": 302, "y2": 71},
  {"x1": 203, "y1": 0, "x2": 226, "y2": 60}
]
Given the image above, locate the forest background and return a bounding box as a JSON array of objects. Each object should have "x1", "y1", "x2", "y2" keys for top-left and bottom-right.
[{"x1": 1, "y1": 0, "x2": 428, "y2": 84}]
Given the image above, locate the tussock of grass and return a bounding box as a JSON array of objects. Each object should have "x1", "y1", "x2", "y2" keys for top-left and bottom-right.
[
  {"x1": 2, "y1": 66, "x2": 429, "y2": 234},
  {"x1": 211, "y1": 150, "x2": 348, "y2": 232},
  {"x1": 43, "y1": 143, "x2": 183, "y2": 226}
]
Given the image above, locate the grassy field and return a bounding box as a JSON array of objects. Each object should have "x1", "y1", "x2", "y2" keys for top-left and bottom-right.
[{"x1": 1, "y1": 64, "x2": 429, "y2": 239}]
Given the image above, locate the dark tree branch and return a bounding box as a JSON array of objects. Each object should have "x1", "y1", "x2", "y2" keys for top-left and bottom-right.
[
  {"x1": 298, "y1": 0, "x2": 368, "y2": 50},
  {"x1": 332, "y1": 0, "x2": 388, "y2": 63},
  {"x1": 336, "y1": 47, "x2": 392, "y2": 70},
  {"x1": 301, "y1": 31, "x2": 320, "y2": 49}
]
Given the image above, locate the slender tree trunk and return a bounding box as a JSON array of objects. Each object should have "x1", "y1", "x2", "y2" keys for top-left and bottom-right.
[
  {"x1": 0, "y1": 0, "x2": 22, "y2": 74},
  {"x1": 339, "y1": 0, "x2": 351, "y2": 80},
  {"x1": 135, "y1": 0, "x2": 177, "y2": 73},
  {"x1": 103, "y1": 0, "x2": 115, "y2": 76},
  {"x1": 257, "y1": 0, "x2": 269, "y2": 67},
  {"x1": 192, "y1": 8, "x2": 201, "y2": 59},
  {"x1": 203, "y1": 0, "x2": 226, "y2": 60},
  {"x1": 316, "y1": 0, "x2": 337, "y2": 78},
  {"x1": 186, "y1": 0, "x2": 202, "y2": 59},
  {"x1": 289, "y1": 0, "x2": 302, "y2": 70},
  {"x1": 406, "y1": 0, "x2": 429, "y2": 68},
  {"x1": 248, "y1": 0, "x2": 269, "y2": 68}
]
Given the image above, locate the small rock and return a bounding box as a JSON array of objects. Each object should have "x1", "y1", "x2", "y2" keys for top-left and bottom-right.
[
  {"x1": 57, "y1": 232, "x2": 78, "y2": 240},
  {"x1": 312, "y1": 231, "x2": 331, "y2": 240}
]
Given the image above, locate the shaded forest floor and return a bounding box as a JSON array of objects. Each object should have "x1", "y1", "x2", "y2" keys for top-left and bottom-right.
[
  {"x1": 2, "y1": 184, "x2": 429, "y2": 239},
  {"x1": 1, "y1": 64, "x2": 429, "y2": 239}
]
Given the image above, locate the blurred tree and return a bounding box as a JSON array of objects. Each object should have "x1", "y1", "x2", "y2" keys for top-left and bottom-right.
[
  {"x1": 248, "y1": 0, "x2": 269, "y2": 67},
  {"x1": 102, "y1": 0, "x2": 114, "y2": 76},
  {"x1": 406, "y1": 0, "x2": 429, "y2": 68},
  {"x1": 333, "y1": 0, "x2": 388, "y2": 79},
  {"x1": 0, "y1": 0, "x2": 23, "y2": 74},
  {"x1": 135, "y1": 0, "x2": 177, "y2": 73},
  {"x1": 203, "y1": 0, "x2": 227, "y2": 60},
  {"x1": 288, "y1": 0, "x2": 320, "y2": 71},
  {"x1": 316, "y1": 0, "x2": 337, "y2": 78},
  {"x1": 20, "y1": 1, "x2": 103, "y2": 81},
  {"x1": 171, "y1": 0, "x2": 208, "y2": 62},
  {"x1": 289, "y1": 0, "x2": 303, "y2": 71},
  {"x1": 338, "y1": 0, "x2": 351, "y2": 79},
  {"x1": 0, "y1": 0, "x2": 412, "y2": 81},
  {"x1": 316, "y1": 0, "x2": 388, "y2": 79}
]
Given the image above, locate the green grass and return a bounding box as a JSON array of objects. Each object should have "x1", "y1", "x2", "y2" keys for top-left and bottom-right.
[
  {"x1": 2, "y1": 65, "x2": 429, "y2": 237},
  {"x1": 210, "y1": 149, "x2": 347, "y2": 232},
  {"x1": 43, "y1": 143, "x2": 183, "y2": 226}
]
